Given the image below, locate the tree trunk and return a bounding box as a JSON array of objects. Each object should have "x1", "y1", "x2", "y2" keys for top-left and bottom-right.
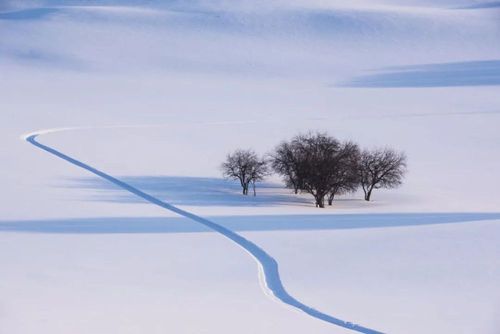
[
  {"x1": 315, "y1": 194, "x2": 325, "y2": 208},
  {"x1": 328, "y1": 192, "x2": 336, "y2": 206},
  {"x1": 252, "y1": 181, "x2": 256, "y2": 196},
  {"x1": 364, "y1": 188, "x2": 373, "y2": 201},
  {"x1": 362, "y1": 185, "x2": 368, "y2": 201}
]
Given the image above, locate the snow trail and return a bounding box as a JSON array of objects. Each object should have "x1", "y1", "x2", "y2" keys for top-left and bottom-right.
[{"x1": 24, "y1": 129, "x2": 383, "y2": 334}]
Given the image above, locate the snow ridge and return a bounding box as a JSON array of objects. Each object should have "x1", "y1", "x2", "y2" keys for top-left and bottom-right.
[{"x1": 24, "y1": 129, "x2": 383, "y2": 334}]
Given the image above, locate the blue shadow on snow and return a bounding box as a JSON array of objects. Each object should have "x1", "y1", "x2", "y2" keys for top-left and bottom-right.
[
  {"x1": 341, "y1": 60, "x2": 500, "y2": 88},
  {"x1": 1, "y1": 212, "x2": 499, "y2": 234},
  {"x1": 67, "y1": 175, "x2": 312, "y2": 207},
  {"x1": 0, "y1": 8, "x2": 59, "y2": 20}
]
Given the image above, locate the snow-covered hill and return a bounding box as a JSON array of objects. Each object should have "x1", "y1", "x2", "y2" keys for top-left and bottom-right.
[{"x1": 1, "y1": 1, "x2": 499, "y2": 333}]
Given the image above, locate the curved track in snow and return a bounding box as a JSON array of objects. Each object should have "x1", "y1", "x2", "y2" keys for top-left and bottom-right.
[{"x1": 24, "y1": 128, "x2": 383, "y2": 334}]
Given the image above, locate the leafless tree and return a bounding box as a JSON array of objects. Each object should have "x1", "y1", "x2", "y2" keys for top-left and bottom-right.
[
  {"x1": 272, "y1": 132, "x2": 345, "y2": 208},
  {"x1": 270, "y1": 141, "x2": 305, "y2": 194},
  {"x1": 359, "y1": 148, "x2": 407, "y2": 201},
  {"x1": 327, "y1": 141, "x2": 360, "y2": 205},
  {"x1": 221, "y1": 149, "x2": 269, "y2": 196}
]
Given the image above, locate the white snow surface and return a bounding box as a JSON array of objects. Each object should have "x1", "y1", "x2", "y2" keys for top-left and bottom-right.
[{"x1": 1, "y1": 0, "x2": 499, "y2": 333}]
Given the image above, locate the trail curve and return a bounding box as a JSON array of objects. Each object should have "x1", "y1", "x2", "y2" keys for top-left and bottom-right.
[{"x1": 24, "y1": 128, "x2": 383, "y2": 334}]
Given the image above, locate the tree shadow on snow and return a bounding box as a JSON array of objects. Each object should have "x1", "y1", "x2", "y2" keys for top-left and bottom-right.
[{"x1": 64, "y1": 175, "x2": 313, "y2": 207}]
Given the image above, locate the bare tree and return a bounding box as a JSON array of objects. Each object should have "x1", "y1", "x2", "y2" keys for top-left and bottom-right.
[
  {"x1": 359, "y1": 148, "x2": 407, "y2": 201},
  {"x1": 221, "y1": 149, "x2": 268, "y2": 196},
  {"x1": 272, "y1": 132, "x2": 343, "y2": 208},
  {"x1": 327, "y1": 141, "x2": 360, "y2": 205},
  {"x1": 249, "y1": 159, "x2": 269, "y2": 196},
  {"x1": 270, "y1": 141, "x2": 305, "y2": 194}
]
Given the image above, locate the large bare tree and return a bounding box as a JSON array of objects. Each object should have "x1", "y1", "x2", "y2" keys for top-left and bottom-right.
[
  {"x1": 326, "y1": 141, "x2": 360, "y2": 205},
  {"x1": 221, "y1": 149, "x2": 268, "y2": 196},
  {"x1": 297, "y1": 133, "x2": 340, "y2": 207},
  {"x1": 359, "y1": 148, "x2": 407, "y2": 201},
  {"x1": 270, "y1": 141, "x2": 305, "y2": 194},
  {"x1": 272, "y1": 132, "x2": 345, "y2": 208}
]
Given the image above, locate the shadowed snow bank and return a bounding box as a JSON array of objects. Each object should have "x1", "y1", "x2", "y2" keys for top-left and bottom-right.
[
  {"x1": 2, "y1": 213, "x2": 499, "y2": 234},
  {"x1": 455, "y1": 1, "x2": 500, "y2": 9},
  {"x1": 0, "y1": 8, "x2": 59, "y2": 20},
  {"x1": 342, "y1": 60, "x2": 500, "y2": 87}
]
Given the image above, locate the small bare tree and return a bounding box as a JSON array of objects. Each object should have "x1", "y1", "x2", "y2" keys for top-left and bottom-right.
[
  {"x1": 359, "y1": 148, "x2": 407, "y2": 201},
  {"x1": 221, "y1": 149, "x2": 268, "y2": 196}
]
